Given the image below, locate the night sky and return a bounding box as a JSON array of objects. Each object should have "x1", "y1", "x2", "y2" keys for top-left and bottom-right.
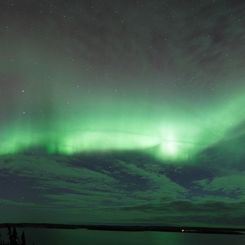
[{"x1": 0, "y1": 0, "x2": 244, "y2": 227}]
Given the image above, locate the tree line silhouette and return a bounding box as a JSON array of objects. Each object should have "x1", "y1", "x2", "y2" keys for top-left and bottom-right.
[{"x1": 0, "y1": 226, "x2": 29, "y2": 245}]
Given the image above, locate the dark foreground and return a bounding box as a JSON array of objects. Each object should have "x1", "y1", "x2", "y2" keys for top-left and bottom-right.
[
  {"x1": 0, "y1": 223, "x2": 244, "y2": 235},
  {"x1": 0, "y1": 224, "x2": 245, "y2": 245}
]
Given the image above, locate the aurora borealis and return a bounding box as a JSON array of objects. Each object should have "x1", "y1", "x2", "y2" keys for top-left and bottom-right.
[{"x1": 0, "y1": 0, "x2": 245, "y2": 231}]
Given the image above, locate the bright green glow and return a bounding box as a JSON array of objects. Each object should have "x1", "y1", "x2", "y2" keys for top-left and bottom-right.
[
  {"x1": 0, "y1": 89, "x2": 244, "y2": 162},
  {"x1": 161, "y1": 130, "x2": 178, "y2": 156},
  {"x1": 163, "y1": 141, "x2": 178, "y2": 155},
  {"x1": 159, "y1": 128, "x2": 178, "y2": 157},
  {"x1": 0, "y1": 36, "x2": 244, "y2": 162},
  {"x1": 56, "y1": 132, "x2": 159, "y2": 155}
]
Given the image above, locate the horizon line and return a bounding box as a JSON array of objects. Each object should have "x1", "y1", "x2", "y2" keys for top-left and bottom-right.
[{"x1": 0, "y1": 223, "x2": 244, "y2": 235}]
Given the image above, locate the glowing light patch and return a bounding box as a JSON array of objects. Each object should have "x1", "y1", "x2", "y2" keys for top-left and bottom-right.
[
  {"x1": 160, "y1": 130, "x2": 178, "y2": 156},
  {"x1": 163, "y1": 140, "x2": 178, "y2": 155}
]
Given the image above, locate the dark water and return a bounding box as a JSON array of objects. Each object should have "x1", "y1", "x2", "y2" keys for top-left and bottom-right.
[{"x1": 9, "y1": 229, "x2": 245, "y2": 245}]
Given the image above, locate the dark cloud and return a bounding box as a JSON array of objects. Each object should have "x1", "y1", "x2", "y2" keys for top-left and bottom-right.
[
  {"x1": 0, "y1": 147, "x2": 244, "y2": 225},
  {"x1": 121, "y1": 200, "x2": 245, "y2": 226}
]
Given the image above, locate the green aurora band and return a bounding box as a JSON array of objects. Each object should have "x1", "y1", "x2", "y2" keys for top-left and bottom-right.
[
  {"x1": 0, "y1": 16, "x2": 245, "y2": 163},
  {"x1": 1, "y1": 89, "x2": 244, "y2": 162}
]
